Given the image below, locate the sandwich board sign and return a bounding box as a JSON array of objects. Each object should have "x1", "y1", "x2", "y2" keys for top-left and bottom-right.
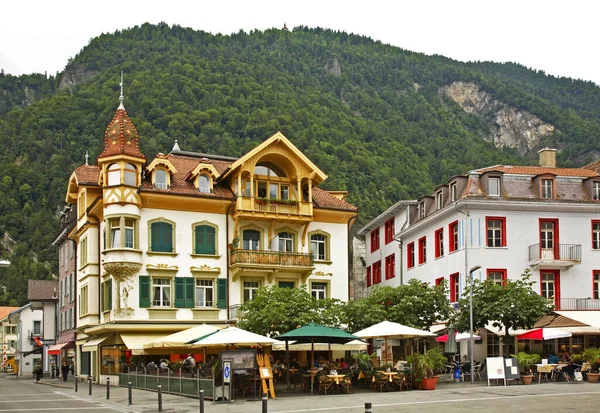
[{"x1": 486, "y1": 357, "x2": 520, "y2": 386}]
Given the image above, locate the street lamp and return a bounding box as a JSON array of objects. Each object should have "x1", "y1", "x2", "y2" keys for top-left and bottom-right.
[{"x1": 468, "y1": 265, "x2": 481, "y2": 384}]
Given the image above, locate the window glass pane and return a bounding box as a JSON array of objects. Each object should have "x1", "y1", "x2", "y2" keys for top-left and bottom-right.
[
  {"x1": 155, "y1": 170, "x2": 167, "y2": 189},
  {"x1": 280, "y1": 185, "x2": 289, "y2": 200},
  {"x1": 152, "y1": 278, "x2": 171, "y2": 307},
  {"x1": 107, "y1": 164, "x2": 120, "y2": 186},
  {"x1": 257, "y1": 182, "x2": 267, "y2": 198},
  {"x1": 278, "y1": 232, "x2": 293, "y2": 252},
  {"x1": 311, "y1": 234, "x2": 326, "y2": 261},
  {"x1": 243, "y1": 230, "x2": 260, "y2": 250},
  {"x1": 269, "y1": 183, "x2": 278, "y2": 199},
  {"x1": 199, "y1": 175, "x2": 210, "y2": 193},
  {"x1": 278, "y1": 281, "x2": 294, "y2": 289},
  {"x1": 195, "y1": 279, "x2": 213, "y2": 307},
  {"x1": 124, "y1": 164, "x2": 137, "y2": 186},
  {"x1": 489, "y1": 178, "x2": 499, "y2": 196}
]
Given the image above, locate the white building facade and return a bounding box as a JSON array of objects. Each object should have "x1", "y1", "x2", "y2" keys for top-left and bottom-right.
[
  {"x1": 359, "y1": 149, "x2": 600, "y2": 361},
  {"x1": 64, "y1": 100, "x2": 357, "y2": 383}
]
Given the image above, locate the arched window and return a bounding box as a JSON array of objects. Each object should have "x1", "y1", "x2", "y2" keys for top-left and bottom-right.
[
  {"x1": 124, "y1": 163, "x2": 137, "y2": 186},
  {"x1": 199, "y1": 175, "x2": 210, "y2": 193},
  {"x1": 254, "y1": 162, "x2": 286, "y2": 177},
  {"x1": 154, "y1": 169, "x2": 168, "y2": 189},
  {"x1": 243, "y1": 230, "x2": 260, "y2": 250},
  {"x1": 107, "y1": 164, "x2": 120, "y2": 186},
  {"x1": 278, "y1": 232, "x2": 293, "y2": 252},
  {"x1": 309, "y1": 231, "x2": 331, "y2": 262}
]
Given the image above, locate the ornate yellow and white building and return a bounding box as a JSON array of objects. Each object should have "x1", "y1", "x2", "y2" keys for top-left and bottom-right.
[{"x1": 64, "y1": 99, "x2": 357, "y2": 382}]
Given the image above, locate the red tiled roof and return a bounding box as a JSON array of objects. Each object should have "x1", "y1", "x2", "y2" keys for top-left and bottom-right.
[
  {"x1": 97, "y1": 104, "x2": 146, "y2": 161},
  {"x1": 312, "y1": 187, "x2": 358, "y2": 211},
  {"x1": 27, "y1": 280, "x2": 59, "y2": 301},
  {"x1": 74, "y1": 165, "x2": 100, "y2": 185},
  {"x1": 474, "y1": 165, "x2": 599, "y2": 178},
  {"x1": 583, "y1": 159, "x2": 600, "y2": 174},
  {"x1": 0, "y1": 306, "x2": 19, "y2": 320}
]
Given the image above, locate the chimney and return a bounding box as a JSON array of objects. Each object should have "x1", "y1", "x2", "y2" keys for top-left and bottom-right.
[{"x1": 538, "y1": 148, "x2": 556, "y2": 168}]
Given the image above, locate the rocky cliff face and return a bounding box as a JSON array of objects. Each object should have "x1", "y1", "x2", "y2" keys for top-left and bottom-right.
[
  {"x1": 442, "y1": 82, "x2": 555, "y2": 154},
  {"x1": 59, "y1": 64, "x2": 98, "y2": 92}
]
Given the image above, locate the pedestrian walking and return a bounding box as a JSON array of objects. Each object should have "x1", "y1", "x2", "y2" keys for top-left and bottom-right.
[
  {"x1": 61, "y1": 361, "x2": 69, "y2": 382},
  {"x1": 50, "y1": 362, "x2": 56, "y2": 379},
  {"x1": 33, "y1": 365, "x2": 42, "y2": 382}
]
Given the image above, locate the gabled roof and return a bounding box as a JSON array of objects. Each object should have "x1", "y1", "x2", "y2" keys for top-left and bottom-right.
[
  {"x1": 27, "y1": 280, "x2": 58, "y2": 301},
  {"x1": 219, "y1": 131, "x2": 327, "y2": 184}
]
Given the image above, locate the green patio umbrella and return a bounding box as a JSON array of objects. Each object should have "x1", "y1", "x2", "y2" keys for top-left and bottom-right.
[{"x1": 276, "y1": 324, "x2": 362, "y2": 393}]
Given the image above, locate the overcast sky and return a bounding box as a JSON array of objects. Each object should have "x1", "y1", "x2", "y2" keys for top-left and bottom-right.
[{"x1": 1, "y1": 0, "x2": 598, "y2": 85}]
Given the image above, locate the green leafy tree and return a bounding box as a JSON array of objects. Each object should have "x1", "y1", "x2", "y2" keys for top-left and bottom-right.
[
  {"x1": 454, "y1": 268, "x2": 550, "y2": 353},
  {"x1": 236, "y1": 285, "x2": 343, "y2": 337},
  {"x1": 343, "y1": 279, "x2": 451, "y2": 332}
]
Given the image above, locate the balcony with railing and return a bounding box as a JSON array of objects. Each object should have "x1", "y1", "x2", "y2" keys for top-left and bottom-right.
[
  {"x1": 232, "y1": 197, "x2": 313, "y2": 222},
  {"x1": 229, "y1": 249, "x2": 314, "y2": 280},
  {"x1": 528, "y1": 243, "x2": 582, "y2": 269},
  {"x1": 558, "y1": 298, "x2": 600, "y2": 310}
]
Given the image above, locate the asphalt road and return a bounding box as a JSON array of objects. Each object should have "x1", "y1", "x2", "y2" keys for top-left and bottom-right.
[{"x1": 2, "y1": 375, "x2": 600, "y2": 413}]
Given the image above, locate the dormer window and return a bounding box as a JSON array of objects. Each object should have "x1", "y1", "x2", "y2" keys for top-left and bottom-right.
[
  {"x1": 154, "y1": 169, "x2": 168, "y2": 189},
  {"x1": 488, "y1": 177, "x2": 500, "y2": 196},
  {"x1": 107, "y1": 164, "x2": 120, "y2": 186},
  {"x1": 436, "y1": 191, "x2": 443, "y2": 210},
  {"x1": 199, "y1": 175, "x2": 211, "y2": 193},
  {"x1": 593, "y1": 182, "x2": 600, "y2": 201},
  {"x1": 450, "y1": 183, "x2": 457, "y2": 202},
  {"x1": 124, "y1": 163, "x2": 137, "y2": 186},
  {"x1": 541, "y1": 179, "x2": 553, "y2": 199}
]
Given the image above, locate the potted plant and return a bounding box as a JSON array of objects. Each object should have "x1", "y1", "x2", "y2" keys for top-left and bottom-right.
[
  {"x1": 407, "y1": 348, "x2": 447, "y2": 390},
  {"x1": 511, "y1": 351, "x2": 541, "y2": 385},
  {"x1": 581, "y1": 347, "x2": 600, "y2": 383}
]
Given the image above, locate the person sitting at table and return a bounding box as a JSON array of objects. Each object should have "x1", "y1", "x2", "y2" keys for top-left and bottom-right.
[
  {"x1": 548, "y1": 351, "x2": 559, "y2": 364},
  {"x1": 340, "y1": 359, "x2": 348, "y2": 369}
]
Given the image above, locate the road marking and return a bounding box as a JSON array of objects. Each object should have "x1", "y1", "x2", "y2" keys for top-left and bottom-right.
[
  {"x1": 0, "y1": 399, "x2": 77, "y2": 403},
  {"x1": 54, "y1": 391, "x2": 132, "y2": 413},
  {"x1": 271, "y1": 390, "x2": 600, "y2": 412}
]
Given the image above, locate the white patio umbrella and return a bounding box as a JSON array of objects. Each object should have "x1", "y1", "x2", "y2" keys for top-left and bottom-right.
[
  {"x1": 353, "y1": 321, "x2": 435, "y2": 364},
  {"x1": 187, "y1": 326, "x2": 282, "y2": 348},
  {"x1": 144, "y1": 324, "x2": 222, "y2": 349}
]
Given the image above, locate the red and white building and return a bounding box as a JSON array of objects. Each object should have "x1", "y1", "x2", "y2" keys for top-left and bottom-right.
[{"x1": 358, "y1": 149, "x2": 600, "y2": 359}]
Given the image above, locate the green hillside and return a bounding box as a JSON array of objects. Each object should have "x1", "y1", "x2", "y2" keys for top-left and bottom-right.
[{"x1": 1, "y1": 23, "x2": 600, "y2": 306}]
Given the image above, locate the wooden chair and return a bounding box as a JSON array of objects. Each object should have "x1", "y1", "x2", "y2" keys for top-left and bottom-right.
[
  {"x1": 372, "y1": 371, "x2": 390, "y2": 392},
  {"x1": 392, "y1": 373, "x2": 409, "y2": 391},
  {"x1": 338, "y1": 374, "x2": 353, "y2": 394},
  {"x1": 359, "y1": 370, "x2": 373, "y2": 388},
  {"x1": 317, "y1": 375, "x2": 335, "y2": 395}
]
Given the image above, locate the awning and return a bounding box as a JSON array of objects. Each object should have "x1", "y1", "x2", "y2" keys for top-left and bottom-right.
[
  {"x1": 120, "y1": 334, "x2": 165, "y2": 355},
  {"x1": 47, "y1": 342, "x2": 70, "y2": 355},
  {"x1": 429, "y1": 323, "x2": 447, "y2": 334},
  {"x1": 272, "y1": 339, "x2": 367, "y2": 352},
  {"x1": 82, "y1": 337, "x2": 109, "y2": 352},
  {"x1": 553, "y1": 311, "x2": 600, "y2": 330}
]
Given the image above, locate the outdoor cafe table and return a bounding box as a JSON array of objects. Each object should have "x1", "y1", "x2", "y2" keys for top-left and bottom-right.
[
  {"x1": 535, "y1": 364, "x2": 558, "y2": 383},
  {"x1": 327, "y1": 374, "x2": 346, "y2": 385},
  {"x1": 382, "y1": 371, "x2": 398, "y2": 382}
]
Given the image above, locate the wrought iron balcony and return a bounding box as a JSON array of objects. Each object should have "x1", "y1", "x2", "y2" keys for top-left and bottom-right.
[
  {"x1": 558, "y1": 298, "x2": 600, "y2": 310},
  {"x1": 528, "y1": 243, "x2": 581, "y2": 269}
]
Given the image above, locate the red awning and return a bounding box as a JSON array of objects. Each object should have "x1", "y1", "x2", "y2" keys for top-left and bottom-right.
[{"x1": 47, "y1": 342, "x2": 69, "y2": 355}]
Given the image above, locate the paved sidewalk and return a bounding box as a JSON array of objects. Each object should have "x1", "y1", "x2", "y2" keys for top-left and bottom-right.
[{"x1": 7, "y1": 373, "x2": 600, "y2": 413}]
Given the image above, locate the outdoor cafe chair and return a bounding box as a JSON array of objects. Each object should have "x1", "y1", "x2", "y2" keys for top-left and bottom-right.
[
  {"x1": 372, "y1": 371, "x2": 390, "y2": 392},
  {"x1": 358, "y1": 370, "x2": 373, "y2": 388},
  {"x1": 338, "y1": 373, "x2": 353, "y2": 394},
  {"x1": 317, "y1": 375, "x2": 335, "y2": 395},
  {"x1": 392, "y1": 372, "x2": 409, "y2": 391}
]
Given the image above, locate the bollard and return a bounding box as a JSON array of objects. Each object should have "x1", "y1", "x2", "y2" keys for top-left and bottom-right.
[
  {"x1": 88, "y1": 376, "x2": 93, "y2": 396},
  {"x1": 74, "y1": 375, "x2": 78, "y2": 392},
  {"x1": 128, "y1": 381, "x2": 132, "y2": 405},
  {"x1": 199, "y1": 389, "x2": 204, "y2": 413},
  {"x1": 106, "y1": 377, "x2": 110, "y2": 400},
  {"x1": 158, "y1": 384, "x2": 163, "y2": 412},
  {"x1": 262, "y1": 392, "x2": 268, "y2": 413},
  {"x1": 365, "y1": 402, "x2": 372, "y2": 413}
]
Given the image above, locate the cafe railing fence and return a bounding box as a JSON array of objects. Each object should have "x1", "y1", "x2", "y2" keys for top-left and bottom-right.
[{"x1": 118, "y1": 367, "x2": 213, "y2": 400}]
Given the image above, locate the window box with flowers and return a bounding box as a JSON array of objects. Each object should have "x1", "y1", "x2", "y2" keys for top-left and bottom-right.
[{"x1": 256, "y1": 197, "x2": 298, "y2": 206}]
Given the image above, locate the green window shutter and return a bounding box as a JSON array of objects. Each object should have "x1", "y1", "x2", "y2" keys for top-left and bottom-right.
[
  {"x1": 195, "y1": 226, "x2": 216, "y2": 255},
  {"x1": 107, "y1": 279, "x2": 112, "y2": 310},
  {"x1": 139, "y1": 275, "x2": 150, "y2": 308},
  {"x1": 174, "y1": 277, "x2": 185, "y2": 308},
  {"x1": 217, "y1": 278, "x2": 227, "y2": 309},
  {"x1": 185, "y1": 277, "x2": 195, "y2": 308},
  {"x1": 100, "y1": 282, "x2": 104, "y2": 312},
  {"x1": 151, "y1": 222, "x2": 173, "y2": 252}
]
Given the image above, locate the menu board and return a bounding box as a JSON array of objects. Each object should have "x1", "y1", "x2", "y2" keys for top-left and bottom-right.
[
  {"x1": 221, "y1": 349, "x2": 256, "y2": 369},
  {"x1": 486, "y1": 357, "x2": 520, "y2": 386}
]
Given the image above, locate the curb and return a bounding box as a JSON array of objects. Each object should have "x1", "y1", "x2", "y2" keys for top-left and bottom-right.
[{"x1": 36, "y1": 380, "x2": 73, "y2": 389}]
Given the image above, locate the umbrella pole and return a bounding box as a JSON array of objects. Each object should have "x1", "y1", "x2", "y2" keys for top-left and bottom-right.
[
  {"x1": 285, "y1": 341, "x2": 290, "y2": 390},
  {"x1": 311, "y1": 339, "x2": 314, "y2": 394}
]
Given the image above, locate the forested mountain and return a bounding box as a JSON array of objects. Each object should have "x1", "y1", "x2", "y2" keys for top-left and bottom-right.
[{"x1": 1, "y1": 23, "x2": 600, "y2": 306}]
